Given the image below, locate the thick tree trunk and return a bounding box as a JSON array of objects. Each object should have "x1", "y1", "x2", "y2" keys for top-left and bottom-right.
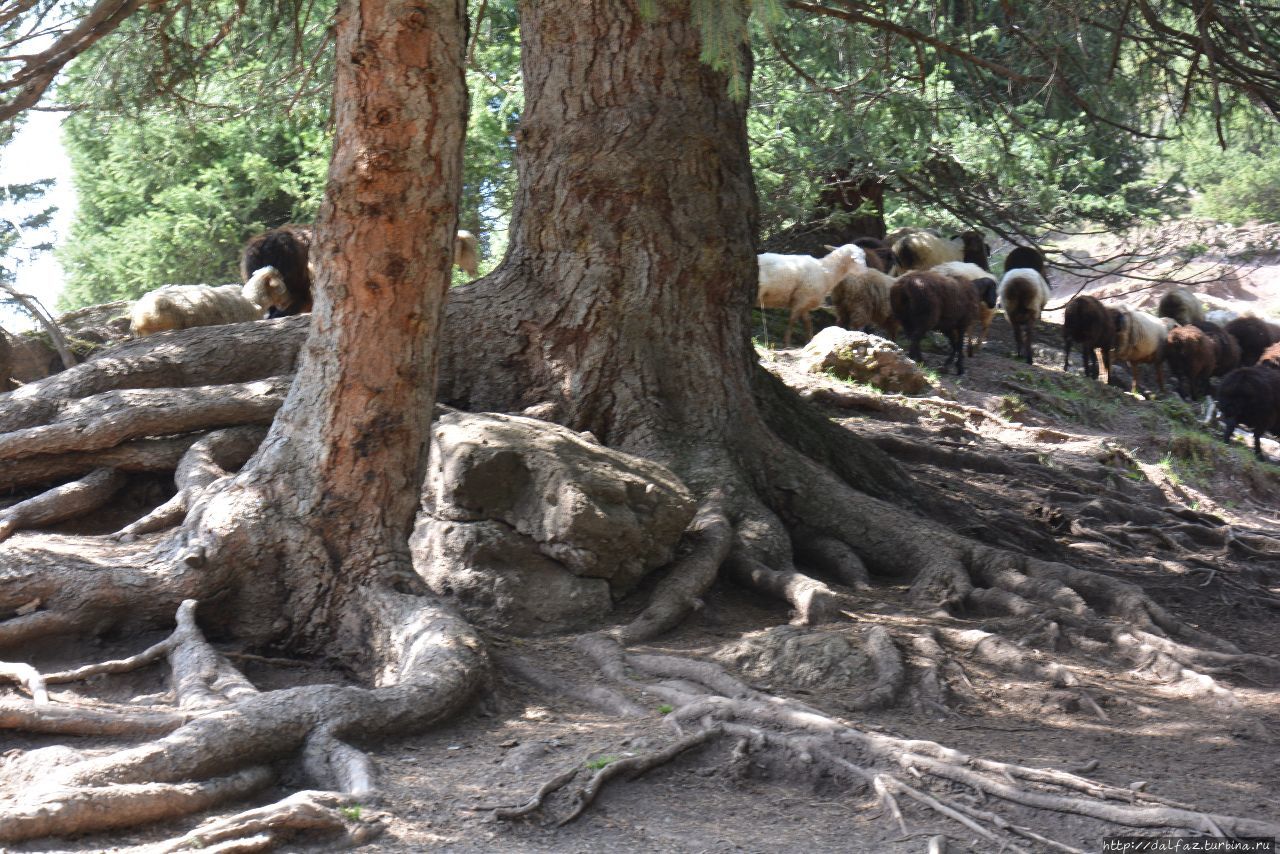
[
  {"x1": 185, "y1": 0, "x2": 471, "y2": 658},
  {"x1": 440, "y1": 0, "x2": 760, "y2": 460}
]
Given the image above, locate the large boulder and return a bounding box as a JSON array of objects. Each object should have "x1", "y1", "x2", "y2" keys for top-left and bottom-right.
[
  {"x1": 800, "y1": 326, "x2": 932, "y2": 394},
  {"x1": 410, "y1": 410, "x2": 696, "y2": 634}
]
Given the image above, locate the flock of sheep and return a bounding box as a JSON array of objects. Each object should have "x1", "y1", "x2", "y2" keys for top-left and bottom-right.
[
  {"x1": 128, "y1": 226, "x2": 480, "y2": 336},
  {"x1": 118, "y1": 222, "x2": 1280, "y2": 461},
  {"x1": 756, "y1": 229, "x2": 1280, "y2": 460}
]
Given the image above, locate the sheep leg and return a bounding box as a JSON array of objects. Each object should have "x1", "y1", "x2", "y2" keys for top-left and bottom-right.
[
  {"x1": 801, "y1": 311, "x2": 814, "y2": 346},
  {"x1": 1100, "y1": 348, "x2": 1112, "y2": 384},
  {"x1": 783, "y1": 309, "x2": 798, "y2": 348},
  {"x1": 950, "y1": 330, "x2": 966, "y2": 375},
  {"x1": 1022, "y1": 323, "x2": 1033, "y2": 365},
  {"x1": 1062, "y1": 336, "x2": 1071, "y2": 372}
]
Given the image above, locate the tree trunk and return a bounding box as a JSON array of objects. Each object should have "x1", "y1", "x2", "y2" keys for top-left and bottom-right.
[
  {"x1": 441, "y1": 0, "x2": 761, "y2": 461},
  {"x1": 184, "y1": 0, "x2": 471, "y2": 658}
]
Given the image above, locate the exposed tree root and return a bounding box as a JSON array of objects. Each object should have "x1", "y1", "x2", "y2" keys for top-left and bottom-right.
[
  {"x1": 500, "y1": 634, "x2": 1280, "y2": 848},
  {"x1": 0, "y1": 434, "x2": 206, "y2": 491},
  {"x1": 146, "y1": 790, "x2": 384, "y2": 854},
  {"x1": 0, "y1": 467, "x2": 128, "y2": 542},
  {"x1": 0, "y1": 594, "x2": 487, "y2": 848},
  {"x1": 0, "y1": 379, "x2": 287, "y2": 461},
  {"x1": 0, "y1": 317, "x2": 305, "y2": 433},
  {"x1": 113, "y1": 427, "x2": 266, "y2": 541}
]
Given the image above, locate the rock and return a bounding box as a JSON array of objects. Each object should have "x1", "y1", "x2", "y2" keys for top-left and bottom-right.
[
  {"x1": 715, "y1": 625, "x2": 877, "y2": 693},
  {"x1": 411, "y1": 410, "x2": 696, "y2": 634},
  {"x1": 800, "y1": 326, "x2": 932, "y2": 394}
]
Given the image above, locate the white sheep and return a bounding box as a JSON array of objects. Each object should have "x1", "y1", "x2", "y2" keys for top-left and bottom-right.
[
  {"x1": 931, "y1": 261, "x2": 999, "y2": 355},
  {"x1": 454, "y1": 230, "x2": 479, "y2": 277},
  {"x1": 891, "y1": 230, "x2": 990, "y2": 274},
  {"x1": 757, "y1": 244, "x2": 866, "y2": 347},
  {"x1": 998, "y1": 268, "x2": 1052, "y2": 364},
  {"x1": 1111, "y1": 306, "x2": 1168, "y2": 393},
  {"x1": 242, "y1": 266, "x2": 290, "y2": 316},
  {"x1": 130, "y1": 284, "x2": 265, "y2": 337}
]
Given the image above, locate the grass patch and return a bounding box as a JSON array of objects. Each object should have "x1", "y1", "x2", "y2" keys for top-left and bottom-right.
[
  {"x1": 1005, "y1": 368, "x2": 1123, "y2": 427},
  {"x1": 586, "y1": 755, "x2": 619, "y2": 770}
]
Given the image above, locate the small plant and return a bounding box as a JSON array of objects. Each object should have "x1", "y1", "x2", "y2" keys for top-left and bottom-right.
[
  {"x1": 586, "y1": 754, "x2": 619, "y2": 770},
  {"x1": 998, "y1": 394, "x2": 1027, "y2": 418},
  {"x1": 340, "y1": 804, "x2": 363, "y2": 821},
  {"x1": 1179, "y1": 241, "x2": 1210, "y2": 259},
  {"x1": 657, "y1": 704, "x2": 674, "y2": 715}
]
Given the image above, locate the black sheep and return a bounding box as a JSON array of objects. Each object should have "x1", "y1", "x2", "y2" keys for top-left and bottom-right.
[
  {"x1": 1004, "y1": 245, "x2": 1047, "y2": 280},
  {"x1": 1224, "y1": 316, "x2": 1280, "y2": 366},
  {"x1": 1062, "y1": 295, "x2": 1114, "y2": 381},
  {"x1": 240, "y1": 224, "x2": 314, "y2": 317},
  {"x1": 890, "y1": 271, "x2": 980, "y2": 375},
  {"x1": 1216, "y1": 365, "x2": 1280, "y2": 460}
]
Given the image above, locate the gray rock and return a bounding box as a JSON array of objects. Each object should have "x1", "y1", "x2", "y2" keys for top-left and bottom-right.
[
  {"x1": 801, "y1": 326, "x2": 933, "y2": 394},
  {"x1": 411, "y1": 410, "x2": 696, "y2": 634}
]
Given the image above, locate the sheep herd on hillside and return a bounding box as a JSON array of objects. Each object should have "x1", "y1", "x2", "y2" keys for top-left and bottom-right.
[
  {"x1": 756, "y1": 228, "x2": 1280, "y2": 461},
  {"x1": 5, "y1": 221, "x2": 1277, "y2": 462}
]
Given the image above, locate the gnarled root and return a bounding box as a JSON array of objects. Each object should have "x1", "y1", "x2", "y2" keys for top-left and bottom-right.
[
  {"x1": 519, "y1": 635, "x2": 1280, "y2": 847},
  {"x1": 0, "y1": 593, "x2": 488, "y2": 849}
]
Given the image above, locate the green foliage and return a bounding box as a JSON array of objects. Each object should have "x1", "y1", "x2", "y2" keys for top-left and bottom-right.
[
  {"x1": 658, "y1": 703, "x2": 674, "y2": 714},
  {"x1": 57, "y1": 107, "x2": 330, "y2": 307},
  {"x1": 585, "y1": 754, "x2": 618, "y2": 770},
  {"x1": 1160, "y1": 101, "x2": 1280, "y2": 224},
  {"x1": 54, "y1": 0, "x2": 337, "y2": 309}
]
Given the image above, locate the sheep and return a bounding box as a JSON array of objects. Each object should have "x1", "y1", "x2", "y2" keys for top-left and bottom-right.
[
  {"x1": 1156, "y1": 287, "x2": 1204, "y2": 327},
  {"x1": 1062, "y1": 295, "x2": 1115, "y2": 381},
  {"x1": 240, "y1": 225, "x2": 314, "y2": 317},
  {"x1": 1215, "y1": 364, "x2": 1280, "y2": 460},
  {"x1": 757, "y1": 244, "x2": 867, "y2": 347},
  {"x1": 1224, "y1": 316, "x2": 1280, "y2": 366},
  {"x1": 130, "y1": 284, "x2": 265, "y2": 337},
  {"x1": 931, "y1": 261, "x2": 998, "y2": 356},
  {"x1": 830, "y1": 268, "x2": 898, "y2": 339},
  {"x1": 1004, "y1": 245, "x2": 1047, "y2": 280},
  {"x1": 454, "y1": 229, "x2": 480, "y2": 277},
  {"x1": 242, "y1": 266, "x2": 290, "y2": 317},
  {"x1": 1111, "y1": 306, "x2": 1168, "y2": 394},
  {"x1": 998, "y1": 268, "x2": 1052, "y2": 365},
  {"x1": 1164, "y1": 322, "x2": 1230, "y2": 401},
  {"x1": 1259, "y1": 341, "x2": 1280, "y2": 371},
  {"x1": 890, "y1": 229, "x2": 990, "y2": 275},
  {"x1": 889, "y1": 270, "x2": 980, "y2": 375},
  {"x1": 852, "y1": 236, "x2": 895, "y2": 273}
]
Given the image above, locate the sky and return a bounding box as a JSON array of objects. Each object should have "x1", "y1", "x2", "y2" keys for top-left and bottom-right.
[{"x1": 0, "y1": 110, "x2": 76, "y2": 330}]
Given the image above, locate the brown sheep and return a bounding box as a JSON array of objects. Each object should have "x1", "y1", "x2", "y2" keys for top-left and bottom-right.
[
  {"x1": 1165, "y1": 323, "x2": 1219, "y2": 401},
  {"x1": 1062, "y1": 295, "x2": 1115, "y2": 381},
  {"x1": 889, "y1": 270, "x2": 980, "y2": 375},
  {"x1": 1258, "y1": 341, "x2": 1280, "y2": 371},
  {"x1": 830, "y1": 268, "x2": 899, "y2": 340}
]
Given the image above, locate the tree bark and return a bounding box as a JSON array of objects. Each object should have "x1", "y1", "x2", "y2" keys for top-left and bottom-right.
[{"x1": 181, "y1": 0, "x2": 472, "y2": 660}]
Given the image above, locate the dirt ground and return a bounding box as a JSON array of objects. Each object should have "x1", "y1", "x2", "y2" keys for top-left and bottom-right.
[{"x1": 5, "y1": 226, "x2": 1280, "y2": 853}]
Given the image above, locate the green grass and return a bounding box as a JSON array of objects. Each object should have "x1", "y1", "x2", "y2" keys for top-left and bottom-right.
[{"x1": 586, "y1": 755, "x2": 619, "y2": 770}]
